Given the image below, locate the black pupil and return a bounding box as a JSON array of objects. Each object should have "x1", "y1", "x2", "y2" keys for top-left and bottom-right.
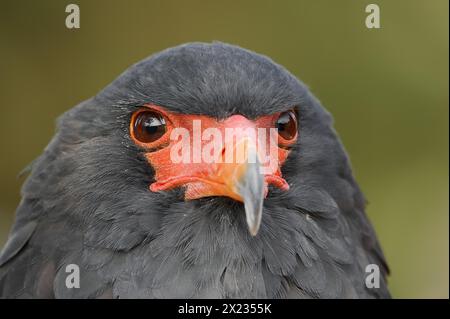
[
  {"x1": 144, "y1": 116, "x2": 165, "y2": 134},
  {"x1": 277, "y1": 113, "x2": 290, "y2": 131},
  {"x1": 134, "y1": 111, "x2": 166, "y2": 143},
  {"x1": 276, "y1": 111, "x2": 296, "y2": 140}
]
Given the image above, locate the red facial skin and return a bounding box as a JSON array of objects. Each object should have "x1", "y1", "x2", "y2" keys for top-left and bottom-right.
[{"x1": 130, "y1": 104, "x2": 298, "y2": 202}]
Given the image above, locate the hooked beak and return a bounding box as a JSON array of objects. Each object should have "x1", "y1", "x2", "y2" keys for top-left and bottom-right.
[{"x1": 234, "y1": 144, "x2": 265, "y2": 236}]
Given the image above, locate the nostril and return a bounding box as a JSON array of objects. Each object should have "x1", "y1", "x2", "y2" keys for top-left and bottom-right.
[{"x1": 220, "y1": 147, "x2": 228, "y2": 162}]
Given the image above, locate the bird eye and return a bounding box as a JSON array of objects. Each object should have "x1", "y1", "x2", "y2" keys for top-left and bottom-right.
[
  {"x1": 276, "y1": 110, "x2": 297, "y2": 140},
  {"x1": 132, "y1": 111, "x2": 167, "y2": 143}
]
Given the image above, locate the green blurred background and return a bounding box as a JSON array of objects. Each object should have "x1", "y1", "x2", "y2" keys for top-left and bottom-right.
[{"x1": 0, "y1": 0, "x2": 448, "y2": 298}]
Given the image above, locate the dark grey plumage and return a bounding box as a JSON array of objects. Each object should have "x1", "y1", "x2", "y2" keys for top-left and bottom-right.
[{"x1": 0, "y1": 42, "x2": 390, "y2": 298}]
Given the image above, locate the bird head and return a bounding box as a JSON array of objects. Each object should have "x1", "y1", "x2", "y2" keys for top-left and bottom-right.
[
  {"x1": 10, "y1": 42, "x2": 390, "y2": 298},
  {"x1": 71, "y1": 42, "x2": 319, "y2": 242},
  {"x1": 34, "y1": 42, "x2": 344, "y2": 251}
]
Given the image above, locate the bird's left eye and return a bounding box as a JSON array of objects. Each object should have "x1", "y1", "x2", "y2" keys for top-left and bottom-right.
[
  {"x1": 131, "y1": 110, "x2": 167, "y2": 143},
  {"x1": 276, "y1": 110, "x2": 298, "y2": 141}
]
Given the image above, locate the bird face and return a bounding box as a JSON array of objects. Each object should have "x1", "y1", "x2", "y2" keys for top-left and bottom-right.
[{"x1": 129, "y1": 104, "x2": 298, "y2": 235}]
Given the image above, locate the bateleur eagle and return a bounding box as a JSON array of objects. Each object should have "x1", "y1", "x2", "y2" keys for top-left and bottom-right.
[{"x1": 0, "y1": 42, "x2": 390, "y2": 298}]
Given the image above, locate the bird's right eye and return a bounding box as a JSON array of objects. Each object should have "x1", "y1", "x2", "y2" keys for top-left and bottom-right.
[{"x1": 131, "y1": 110, "x2": 167, "y2": 143}]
